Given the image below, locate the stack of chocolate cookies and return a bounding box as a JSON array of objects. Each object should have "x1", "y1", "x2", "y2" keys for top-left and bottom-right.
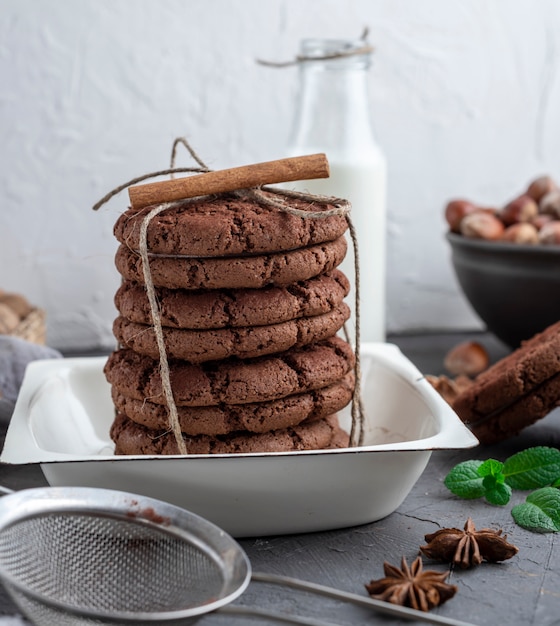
[{"x1": 104, "y1": 191, "x2": 356, "y2": 454}]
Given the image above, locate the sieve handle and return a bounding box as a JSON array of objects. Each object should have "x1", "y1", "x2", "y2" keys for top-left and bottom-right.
[
  {"x1": 252, "y1": 572, "x2": 477, "y2": 626},
  {"x1": 218, "y1": 604, "x2": 340, "y2": 625}
]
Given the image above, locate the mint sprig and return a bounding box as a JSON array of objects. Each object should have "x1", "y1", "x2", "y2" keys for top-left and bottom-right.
[{"x1": 444, "y1": 446, "x2": 560, "y2": 533}]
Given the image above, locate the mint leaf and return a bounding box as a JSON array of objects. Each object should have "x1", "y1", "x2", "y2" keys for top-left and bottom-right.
[
  {"x1": 511, "y1": 487, "x2": 560, "y2": 532},
  {"x1": 444, "y1": 460, "x2": 485, "y2": 499},
  {"x1": 482, "y1": 475, "x2": 512, "y2": 505},
  {"x1": 471, "y1": 459, "x2": 511, "y2": 504},
  {"x1": 503, "y1": 447, "x2": 560, "y2": 490},
  {"x1": 478, "y1": 458, "x2": 504, "y2": 479}
]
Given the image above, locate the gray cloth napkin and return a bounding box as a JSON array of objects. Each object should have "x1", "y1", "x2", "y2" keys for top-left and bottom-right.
[{"x1": 0, "y1": 336, "x2": 62, "y2": 424}]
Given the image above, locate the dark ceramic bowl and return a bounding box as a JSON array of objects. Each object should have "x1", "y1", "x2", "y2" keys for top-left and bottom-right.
[{"x1": 447, "y1": 232, "x2": 560, "y2": 348}]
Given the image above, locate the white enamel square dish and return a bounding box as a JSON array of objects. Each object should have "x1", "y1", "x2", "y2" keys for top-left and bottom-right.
[{"x1": 1, "y1": 343, "x2": 478, "y2": 537}]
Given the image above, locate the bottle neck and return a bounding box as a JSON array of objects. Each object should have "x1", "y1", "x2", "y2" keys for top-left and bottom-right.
[{"x1": 288, "y1": 46, "x2": 379, "y2": 157}]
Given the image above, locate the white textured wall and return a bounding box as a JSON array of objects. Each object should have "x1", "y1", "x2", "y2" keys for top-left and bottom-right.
[{"x1": 1, "y1": 0, "x2": 559, "y2": 350}]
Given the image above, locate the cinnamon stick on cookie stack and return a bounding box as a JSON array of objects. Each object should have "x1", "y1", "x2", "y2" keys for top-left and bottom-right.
[{"x1": 104, "y1": 155, "x2": 356, "y2": 454}]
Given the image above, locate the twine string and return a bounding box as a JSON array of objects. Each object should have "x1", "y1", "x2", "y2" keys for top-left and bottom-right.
[
  {"x1": 345, "y1": 215, "x2": 365, "y2": 447},
  {"x1": 95, "y1": 137, "x2": 366, "y2": 451},
  {"x1": 256, "y1": 44, "x2": 374, "y2": 68},
  {"x1": 256, "y1": 27, "x2": 373, "y2": 69},
  {"x1": 138, "y1": 202, "x2": 188, "y2": 455},
  {"x1": 241, "y1": 186, "x2": 350, "y2": 219},
  {"x1": 92, "y1": 167, "x2": 208, "y2": 212},
  {"x1": 170, "y1": 137, "x2": 210, "y2": 171}
]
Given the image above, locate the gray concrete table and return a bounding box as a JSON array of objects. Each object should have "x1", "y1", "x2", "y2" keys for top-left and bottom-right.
[{"x1": 1, "y1": 332, "x2": 559, "y2": 625}]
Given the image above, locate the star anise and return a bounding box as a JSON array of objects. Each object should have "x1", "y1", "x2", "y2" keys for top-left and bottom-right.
[
  {"x1": 420, "y1": 517, "x2": 518, "y2": 569},
  {"x1": 365, "y1": 556, "x2": 457, "y2": 612}
]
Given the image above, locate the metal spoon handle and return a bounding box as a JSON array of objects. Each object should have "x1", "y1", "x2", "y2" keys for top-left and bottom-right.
[{"x1": 252, "y1": 572, "x2": 477, "y2": 626}]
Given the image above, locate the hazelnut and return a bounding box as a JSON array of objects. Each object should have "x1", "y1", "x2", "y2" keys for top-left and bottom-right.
[
  {"x1": 526, "y1": 175, "x2": 557, "y2": 201},
  {"x1": 425, "y1": 374, "x2": 473, "y2": 405},
  {"x1": 500, "y1": 222, "x2": 539, "y2": 244},
  {"x1": 531, "y1": 213, "x2": 554, "y2": 231},
  {"x1": 539, "y1": 190, "x2": 560, "y2": 219},
  {"x1": 538, "y1": 220, "x2": 560, "y2": 245},
  {"x1": 444, "y1": 341, "x2": 490, "y2": 377},
  {"x1": 444, "y1": 199, "x2": 478, "y2": 233},
  {"x1": 500, "y1": 194, "x2": 538, "y2": 225},
  {"x1": 0, "y1": 302, "x2": 20, "y2": 333},
  {"x1": 460, "y1": 211, "x2": 505, "y2": 240},
  {"x1": 0, "y1": 293, "x2": 32, "y2": 318}
]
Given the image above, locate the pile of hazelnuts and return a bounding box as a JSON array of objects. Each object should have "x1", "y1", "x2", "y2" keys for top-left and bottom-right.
[{"x1": 445, "y1": 175, "x2": 560, "y2": 245}]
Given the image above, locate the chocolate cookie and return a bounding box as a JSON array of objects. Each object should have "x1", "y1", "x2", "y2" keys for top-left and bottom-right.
[
  {"x1": 114, "y1": 192, "x2": 348, "y2": 258},
  {"x1": 452, "y1": 320, "x2": 560, "y2": 444},
  {"x1": 112, "y1": 302, "x2": 350, "y2": 363},
  {"x1": 114, "y1": 271, "x2": 350, "y2": 330},
  {"x1": 103, "y1": 336, "x2": 355, "y2": 407},
  {"x1": 110, "y1": 371, "x2": 354, "y2": 435},
  {"x1": 114, "y1": 236, "x2": 347, "y2": 290},
  {"x1": 463, "y1": 374, "x2": 560, "y2": 445},
  {"x1": 110, "y1": 412, "x2": 349, "y2": 455}
]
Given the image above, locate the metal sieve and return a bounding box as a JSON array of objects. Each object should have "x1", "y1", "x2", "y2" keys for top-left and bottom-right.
[
  {"x1": 0, "y1": 485, "x2": 476, "y2": 626},
  {"x1": 0, "y1": 485, "x2": 254, "y2": 625}
]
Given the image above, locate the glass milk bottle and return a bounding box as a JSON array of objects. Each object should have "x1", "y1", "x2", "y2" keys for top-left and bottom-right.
[{"x1": 285, "y1": 38, "x2": 387, "y2": 343}]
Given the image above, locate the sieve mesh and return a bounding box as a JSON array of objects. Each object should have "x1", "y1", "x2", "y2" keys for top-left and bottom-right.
[{"x1": 0, "y1": 511, "x2": 227, "y2": 624}]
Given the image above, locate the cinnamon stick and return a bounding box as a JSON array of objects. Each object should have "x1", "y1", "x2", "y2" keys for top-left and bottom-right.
[{"x1": 127, "y1": 153, "x2": 330, "y2": 209}]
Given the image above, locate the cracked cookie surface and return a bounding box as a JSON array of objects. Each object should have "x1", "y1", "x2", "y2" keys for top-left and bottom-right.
[
  {"x1": 452, "y1": 320, "x2": 560, "y2": 443},
  {"x1": 114, "y1": 236, "x2": 347, "y2": 290},
  {"x1": 110, "y1": 412, "x2": 349, "y2": 455},
  {"x1": 114, "y1": 270, "x2": 350, "y2": 330},
  {"x1": 110, "y1": 371, "x2": 354, "y2": 435},
  {"x1": 104, "y1": 336, "x2": 355, "y2": 407},
  {"x1": 112, "y1": 302, "x2": 350, "y2": 362},
  {"x1": 114, "y1": 192, "x2": 348, "y2": 257}
]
